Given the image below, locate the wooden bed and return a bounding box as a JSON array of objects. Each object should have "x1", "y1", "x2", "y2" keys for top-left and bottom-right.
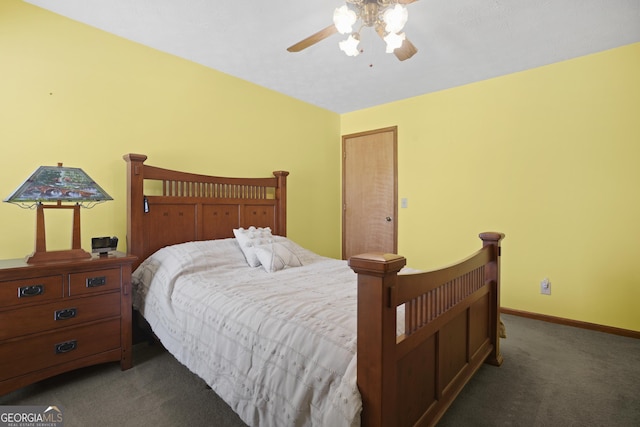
[{"x1": 124, "y1": 153, "x2": 504, "y2": 427}]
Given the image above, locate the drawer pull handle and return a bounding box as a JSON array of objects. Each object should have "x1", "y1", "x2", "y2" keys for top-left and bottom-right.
[
  {"x1": 86, "y1": 276, "x2": 106, "y2": 287},
  {"x1": 55, "y1": 308, "x2": 77, "y2": 321},
  {"x1": 55, "y1": 340, "x2": 77, "y2": 354},
  {"x1": 18, "y1": 284, "x2": 44, "y2": 298}
]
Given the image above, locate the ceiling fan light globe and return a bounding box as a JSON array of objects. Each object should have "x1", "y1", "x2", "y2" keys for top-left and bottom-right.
[
  {"x1": 333, "y1": 5, "x2": 358, "y2": 34},
  {"x1": 384, "y1": 31, "x2": 405, "y2": 53},
  {"x1": 383, "y1": 4, "x2": 408, "y2": 34},
  {"x1": 339, "y1": 34, "x2": 360, "y2": 56}
]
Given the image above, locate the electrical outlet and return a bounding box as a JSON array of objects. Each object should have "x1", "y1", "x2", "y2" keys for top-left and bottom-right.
[{"x1": 540, "y1": 278, "x2": 551, "y2": 295}]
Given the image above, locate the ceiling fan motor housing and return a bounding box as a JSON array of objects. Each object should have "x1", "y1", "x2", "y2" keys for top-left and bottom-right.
[{"x1": 362, "y1": 3, "x2": 379, "y2": 27}]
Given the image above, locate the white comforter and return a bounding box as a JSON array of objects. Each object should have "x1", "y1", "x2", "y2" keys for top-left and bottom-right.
[{"x1": 132, "y1": 238, "x2": 363, "y2": 427}]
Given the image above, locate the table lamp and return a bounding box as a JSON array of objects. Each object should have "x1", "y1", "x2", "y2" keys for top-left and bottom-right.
[{"x1": 3, "y1": 163, "x2": 113, "y2": 264}]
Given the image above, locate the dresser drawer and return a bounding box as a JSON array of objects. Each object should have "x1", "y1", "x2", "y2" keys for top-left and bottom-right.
[
  {"x1": 0, "y1": 275, "x2": 63, "y2": 309},
  {"x1": 0, "y1": 318, "x2": 121, "y2": 382},
  {"x1": 0, "y1": 292, "x2": 121, "y2": 340},
  {"x1": 69, "y1": 267, "x2": 121, "y2": 296}
]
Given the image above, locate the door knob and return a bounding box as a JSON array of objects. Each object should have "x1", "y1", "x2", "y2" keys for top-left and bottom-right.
[{"x1": 385, "y1": 217, "x2": 392, "y2": 222}]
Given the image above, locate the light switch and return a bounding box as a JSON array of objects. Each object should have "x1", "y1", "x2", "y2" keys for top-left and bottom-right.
[{"x1": 401, "y1": 198, "x2": 408, "y2": 208}]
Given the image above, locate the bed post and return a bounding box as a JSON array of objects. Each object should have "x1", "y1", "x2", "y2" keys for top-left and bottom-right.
[
  {"x1": 123, "y1": 154, "x2": 147, "y2": 267},
  {"x1": 349, "y1": 253, "x2": 406, "y2": 427},
  {"x1": 272, "y1": 170, "x2": 289, "y2": 236},
  {"x1": 479, "y1": 232, "x2": 505, "y2": 366}
]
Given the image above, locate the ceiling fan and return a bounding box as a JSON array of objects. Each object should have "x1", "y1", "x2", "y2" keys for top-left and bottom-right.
[{"x1": 287, "y1": 0, "x2": 419, "y2": 61}]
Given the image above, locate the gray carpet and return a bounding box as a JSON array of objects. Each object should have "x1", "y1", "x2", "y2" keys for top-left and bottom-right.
[
  {"x1": 439, "y1": 315, "x2": 640, "y2": 426},
  {"x1": 2, "y1": 314, "x2": 639, "y2": 426},
  {"x1": 0, "y1": 341, "x2": 245, "y2": 427}
]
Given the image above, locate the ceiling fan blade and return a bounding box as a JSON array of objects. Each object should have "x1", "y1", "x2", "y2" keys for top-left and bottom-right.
[
  {"x1": 398, "y1": 0, "x2": 419, "y2": 4},
  {"x1": 394, "y1": 37, "x2": 418, "y2": 61},
  {"x1": 287, "y1": 25, "x2": 338, "y2": 52}
]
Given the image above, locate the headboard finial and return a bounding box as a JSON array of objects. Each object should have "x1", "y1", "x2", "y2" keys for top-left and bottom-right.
[{"x1": 123, "y1": 153, "x2": 148, "y2": 163}]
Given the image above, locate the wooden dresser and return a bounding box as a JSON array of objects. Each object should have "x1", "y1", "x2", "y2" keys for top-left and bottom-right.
[{"x1": 0, "y1": 252, "x2": 136, "y2": 395}]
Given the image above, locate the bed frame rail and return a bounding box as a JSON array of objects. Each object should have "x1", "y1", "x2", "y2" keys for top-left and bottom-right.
[{"x1": 350, "y1": 232, "x2": 504, "y2": 427}]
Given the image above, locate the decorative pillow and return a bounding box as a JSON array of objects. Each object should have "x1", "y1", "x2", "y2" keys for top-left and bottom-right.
[
  {"x1": 233, "y1": 226, "x2": 274, "y2": 267},
  {"x1": 253, "y1": 241, "x2": 303, "y2": 273}
]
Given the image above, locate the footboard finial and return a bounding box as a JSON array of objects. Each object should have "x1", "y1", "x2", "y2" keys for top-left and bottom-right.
[{"x1": 479, "y1": 232, "x2": 505, "y2": 366}]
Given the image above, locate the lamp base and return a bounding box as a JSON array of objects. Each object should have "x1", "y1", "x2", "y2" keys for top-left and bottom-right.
[
  {"x1": 26, "y1": 248, "x2": 92, "y2": 264},
  {"x1": 26, "y1": 203, "x2": 92, "y2": 264}
]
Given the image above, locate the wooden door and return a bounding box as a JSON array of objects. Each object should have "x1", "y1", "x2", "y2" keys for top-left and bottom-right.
[{"x1": 342, "y1": 126, "x2": 398, "y2": 259}]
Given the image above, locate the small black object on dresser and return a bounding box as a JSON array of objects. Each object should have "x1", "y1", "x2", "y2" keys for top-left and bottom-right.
[{"x1": 91, "y1": 236, "x2": 119, "y2": 255}]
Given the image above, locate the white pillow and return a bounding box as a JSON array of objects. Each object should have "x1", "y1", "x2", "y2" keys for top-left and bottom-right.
[
  {"x1": 254, "y1": 240, "x2": 303, "y2": 273},
  {"x1": 233, "y1": 226, "x2": 274, "y2": 267}
]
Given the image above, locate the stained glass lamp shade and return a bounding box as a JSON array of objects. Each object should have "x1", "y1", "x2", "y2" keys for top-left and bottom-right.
[
  {"x1": 4, "y1": 164, "x2": 113, "y2": 264},
  {"x1": 5, "y1": 165, "x2": 112, "y2": 204}
]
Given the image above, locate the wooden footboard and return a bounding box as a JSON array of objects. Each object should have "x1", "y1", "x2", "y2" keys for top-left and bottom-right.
[{"x1": 350, "y1": 232, "x2": 504, "y2": 427}]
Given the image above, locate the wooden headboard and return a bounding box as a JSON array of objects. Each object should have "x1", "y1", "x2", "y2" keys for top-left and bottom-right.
[{"x1": 124, "y1": 154, "x2": 289, "y2": 268}]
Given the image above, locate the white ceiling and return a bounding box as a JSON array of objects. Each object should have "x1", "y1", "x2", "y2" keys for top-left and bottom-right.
[{"x1": 25, "y1": 0, "x2": 640, "y2": 114}]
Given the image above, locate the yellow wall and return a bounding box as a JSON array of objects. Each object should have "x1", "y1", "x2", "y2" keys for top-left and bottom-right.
[
  {"x1": 0, "y1": 0, "x2": 342, "y2": 258},
  {"x1": 2, "y1": 1, "x2": 638, "y2": 331},
  {"x1": 342, "y1": 42, "x2": 640, "y2": 331}
]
